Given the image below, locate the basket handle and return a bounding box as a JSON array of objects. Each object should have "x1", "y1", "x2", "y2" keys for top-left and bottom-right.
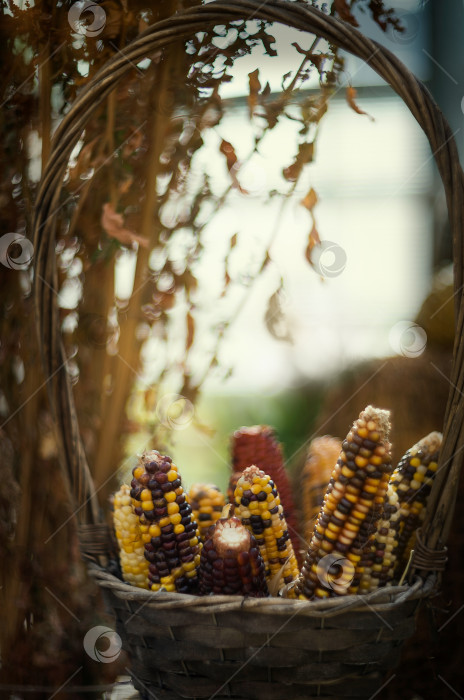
[{"x1": 32, "y1": 0, "x2": 464, "y2": 561}]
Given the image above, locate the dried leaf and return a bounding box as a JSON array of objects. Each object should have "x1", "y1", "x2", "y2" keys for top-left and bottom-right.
[
  {"x1": 367, "y1": 0, "x2": 404, "y2": 33},
  {"x1": 300, "y1": 187, "x2": 318, "y2": 212},
  {"x1": 304, "y1": 223, "x2": 321, "y2": 266},
  {"x1": 248, "y1": 68, "x2": 261, "y2": 118},
  {"x1": 264, "y1": 282, "x2": 292, "y2": 343},
  {"x1": 346, "y1": 86, "x2": 374, "y2": 121},
  {"x1": 219, "y1": 139, "x2": 238, "y2": 171},
  {"x1": 283, "y1": 142, "x2": 314, "y2": 182},
  {"x1": 186, "y1": 312, "x2": 195, "y2": 351},
  {"x1": 230, "y1": 233, "x2": 238, "y2": 249},
  {"x1": 333, "y1": 0, "x2": 359, "y2": 26},
  {"x1": 268, "y1": 557, "x2": 291, "y2": 597},
  {"x1": 219, "y1": 140, "x2": 248, "y2": 193},
  {"x1": 101, "y1": 202, "x2": 148, "y2": 247},
  {"x1": 261, "y1": 32, "x2": 277, "y2": 57}
]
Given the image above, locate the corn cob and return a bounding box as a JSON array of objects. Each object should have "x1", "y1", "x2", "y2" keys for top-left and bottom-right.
[
  {"x1": 187, "y1": 483, "x2": 226, "y2": 540},
  {"x1": 357, "y1": 483, "x2": 401, "y2": 593},
  {"x1": 131, "y1": 450, "x2": 201, "y2": 593},
  {"x1": 227, "y1": 471, "x2": 242, "y2": 504},
  {"x1": 231, "y1": 425, "x2": 301, "y2": 561},
  {"x1": 302, "y1": 436, "x2": 342, "y2": 544},
  {"x1": 113, "y1": 484, "x2": 150, "y2": 589},
  {"x1": 234, "y1": 465, "x2": 300, "y2": 588},
  {"x1": 295, "y1": 406, "x2": 393, "y2": 599},
  {"x1": 199, "y1": 517, "x2": 268, "y2": 597},
  {"x1": 390, "y1": 431, "x2": 442, "y2": 576}
]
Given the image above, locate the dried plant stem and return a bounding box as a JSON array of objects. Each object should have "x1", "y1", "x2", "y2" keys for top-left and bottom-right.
[
  {"x1": 39, "y1": 41, "x2": 51, "y2": 170},
  {"x1": 93, "y1": 57, "x2": 178, "y2": 493}
]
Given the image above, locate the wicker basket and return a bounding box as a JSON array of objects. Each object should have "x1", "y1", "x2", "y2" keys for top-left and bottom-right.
[{"x1": 32, "y1": 2, "x2": 464, "y2": 699}]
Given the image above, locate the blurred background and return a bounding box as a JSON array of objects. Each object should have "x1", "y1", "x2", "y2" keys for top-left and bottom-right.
[{"x1": 1, "y1": 0, "x2": 463, "y2": 697}]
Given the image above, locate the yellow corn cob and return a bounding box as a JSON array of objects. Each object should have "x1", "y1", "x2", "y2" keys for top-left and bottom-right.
[
  {"x1": 187, "y1": 483, "x2": 226, "y2": 540},
  {"x1": 390, "y1": 431, "x2": 442, "y2": 577},
  {"x1": 302, "y1": 436, "x2": 342, "y2": 544},
  {"x1": 295, "y1": 406, "x2": 393, "y2": 599},
  {"x1": 231, "y1": 425, "x2": 301, "y2": 562},
  {"x1": 227, "y1": 471, "x2": 242, "y2": 504},
  {"x1": 233, "y1": 465, "x2": 300, "y2": 588},
  {"x1": 113, "y1": 484, "x2": 149, "y2": 589},
  {"x1": 131, "y1": 450, "x2": 201, "y2": 593}
]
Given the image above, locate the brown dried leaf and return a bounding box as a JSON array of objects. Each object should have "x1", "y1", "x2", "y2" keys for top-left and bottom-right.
[
  {"x1": 219, "y1": 141, "x2": 248, "y2": 193},
  {"x1": 101, "y1": 202, "x2": 148, "y2": 247},
  {"x1": 305, "y1": 223, "x2": 321, "y2": 266},
  {"x1": 186, "y1": 312, "x2": 195, "y2": 351},
  {"x1": 300, "y1": 187, "x2": 318, "y2": 212},
  {"x1": 367, "y1": 0, "x2": 404, "y2": 33},
  {"x1": 264, "y1": 282, "x2": 292, "y2": 343},
  {"x1": 248, "y1": 68, "x2": 261, "y2": 118},
  {"x1": 333, "y1": 0, "x2": 360, "y2": 26},
  {"x1": 346, "y1": 87, "x2": 374, "y2": 121},
  {"x1": 283, "y1": 143, "x2": 314, "y2": 182},
  {"x1": 219, "y1": 139, "x2": 238, "y2": 171}
]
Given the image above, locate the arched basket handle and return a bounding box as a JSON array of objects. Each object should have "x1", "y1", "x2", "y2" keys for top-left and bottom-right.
[{"x1": 32, "y1": 0, "x2": 464, "y2": 564}]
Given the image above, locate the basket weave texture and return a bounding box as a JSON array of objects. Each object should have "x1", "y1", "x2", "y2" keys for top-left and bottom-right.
[{"x1": 32, "y1": 1, "x2": 464, "y2": 699}]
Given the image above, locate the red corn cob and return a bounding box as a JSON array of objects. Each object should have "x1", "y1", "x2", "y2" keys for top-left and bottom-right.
[{"x1": 231, "y1": 425, "x2": 302, "y2": 562}]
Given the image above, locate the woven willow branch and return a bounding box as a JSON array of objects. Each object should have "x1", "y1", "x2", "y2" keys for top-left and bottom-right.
[{"x1": 32, "y1": 1, "x2": 464, "y2": 574}]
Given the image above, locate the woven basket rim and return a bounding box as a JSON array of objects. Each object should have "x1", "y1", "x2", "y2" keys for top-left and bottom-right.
[
  {"x1": 89, "y1": 564, "x2": 434, "y2": 616},
  {"x1": 32, "y1": 0, "x2": 464, "y2": 569}
]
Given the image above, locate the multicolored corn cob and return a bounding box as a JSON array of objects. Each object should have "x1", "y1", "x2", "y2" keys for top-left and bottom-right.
[
  {"x1": 227, "y1": 471, "x2": 242, "y2": 504},
  {"x1": 113, "y1": 484, "x2": 149, "y2": 589},
  {"x1": 199, "y1": 517, "x2": 268, "y2": 597},
  {"x1": 131, "y1": 450, "x2": 201, "y2": 593},
  {"x1": 295, "y1": 406, "x2": 393, "y2": 599},
  {"x1": 357, "y1": 482, "x2": 401, "y2": 593},
  {"x1": 234, "y1": 465, "x2": 300, "y2": 588},
  {"x1": 390, "y1": 431, "x2": 442, "y2": 576},
  {"x1": 231, "y1": 425, "x2": 301, "y2": 561},
  {"x1": 302, "y1": 436, "x2": 342, "y2": 544},
  {"x1": 187, "y1": 483, "x2": 226, "y2": 540}
]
